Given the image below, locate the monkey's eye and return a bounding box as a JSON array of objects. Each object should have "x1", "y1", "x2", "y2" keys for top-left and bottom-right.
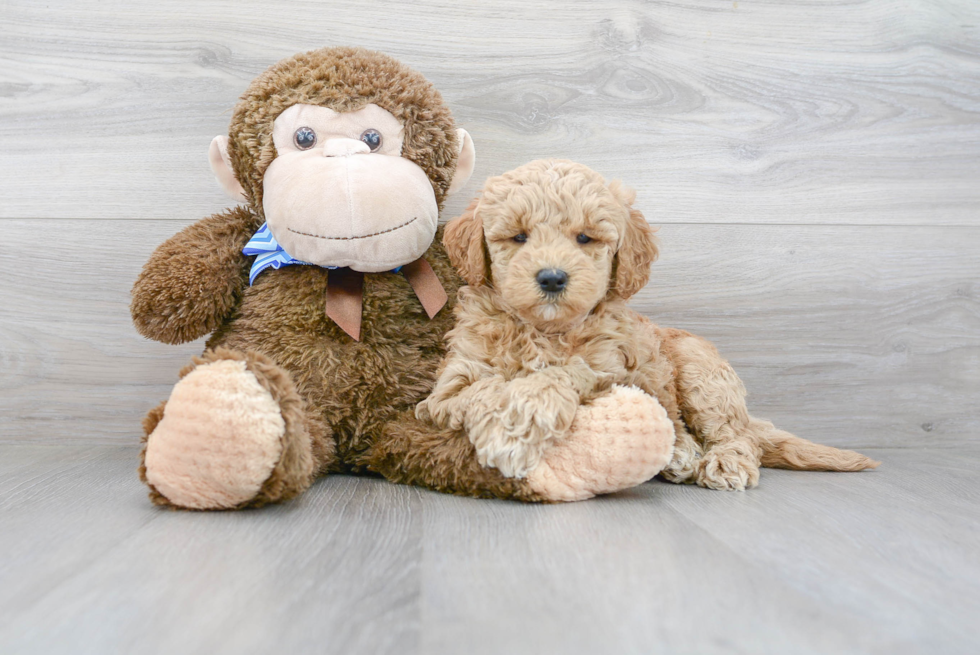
[
  {"x1": 513, "y1": 233, "x2": 528, "y2": 244},
  {"x1": 293, "y1": 127, "x2": 317, "y2": 150},
  {"x1": 360, "y1": 129, "x2": 382, "y2": 152},
  {"x1": 576, "y1": 233, "x2": 592, "y2": 244}
]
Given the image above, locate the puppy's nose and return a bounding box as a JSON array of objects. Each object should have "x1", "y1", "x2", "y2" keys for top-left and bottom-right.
[{"x1": 536, "y1": 268, "x2": 569, "y2": 294}]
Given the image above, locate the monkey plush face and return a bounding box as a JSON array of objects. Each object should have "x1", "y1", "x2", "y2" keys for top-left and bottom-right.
[
  {"x1": 262, "y1": 103, "x2": 438, "y2": 271},
  {"x1": 208, "y1": 47, "x2": 476, "y2": 273}
]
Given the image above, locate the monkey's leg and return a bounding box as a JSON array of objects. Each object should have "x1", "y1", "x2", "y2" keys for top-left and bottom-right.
[
  {"x1": 368, "y1": 412, "x2": 543, "y2": 501},
  {"x1": 369, "y1": 386, "x2": 674, "y2": 502},
  {"x1": 139, "y1": 348, "x2": 336, "y2": 510}
]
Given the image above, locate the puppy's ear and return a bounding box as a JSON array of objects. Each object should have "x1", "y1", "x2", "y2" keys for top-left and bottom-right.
[
  {"x1": 608, "y1": 181, "x2": 659, "y2": 300},
  {"x1": 443, "y1": 197, "x2": 489, "y2": 286}
]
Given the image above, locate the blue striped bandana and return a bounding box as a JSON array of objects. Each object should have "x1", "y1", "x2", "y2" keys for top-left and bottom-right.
[{"x1": 242, "y1": 223, "x2": 328, "y2": 284}]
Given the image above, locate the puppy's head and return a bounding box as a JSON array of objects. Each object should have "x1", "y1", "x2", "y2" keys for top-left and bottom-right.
[{"x1": 444, "y1": 159, "x2": 658, "y2": 331}]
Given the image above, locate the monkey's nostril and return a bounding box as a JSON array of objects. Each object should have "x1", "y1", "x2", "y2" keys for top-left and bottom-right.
[{"x1": 536, "y1": 268, "x2": 569, "y2": 294}]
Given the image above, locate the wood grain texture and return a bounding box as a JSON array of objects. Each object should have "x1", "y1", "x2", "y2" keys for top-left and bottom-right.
[
  {"x1": 1, "y1": 0, "x2": 979, "y2": 224},
  {"x1": 2, "y1": 219, "x2": 977, "y2": 448},
  {"x1": 1, "y1": 442, "x2": 977, "y2": 654}
]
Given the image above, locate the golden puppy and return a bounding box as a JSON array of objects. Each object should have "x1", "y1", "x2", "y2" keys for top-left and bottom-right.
[{"x1": 417, "y1": 159, "x2": 878, "y2": 490}]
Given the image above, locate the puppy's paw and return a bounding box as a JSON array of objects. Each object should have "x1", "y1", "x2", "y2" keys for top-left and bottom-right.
[
  {"x1": 468, "y1": 415, "x2": 548, "y2": 479},
  {"x1": 414, "y1": 396, "x2": 438, "y2": 424},
  {"x1": 498, "y1": 377, "x2": 577, "y2": 441},
  {"x1": 468, "y1": 377, "x2": 579, "y2": 477},
  {"x1": 696, "y1": 442, "x2": 761, "y2": 491},
  {"x1": 660, "y1": 433, "x2": 702, "y2": 484},
  {"x1": 416, "y1": 396, "x2": 461, "y2": 430},
  {"x1": 527, "y1": 386, "x2": 675, "y2": 502}
]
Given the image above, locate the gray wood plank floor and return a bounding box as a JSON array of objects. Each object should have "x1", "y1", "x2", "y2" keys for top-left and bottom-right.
[
  {"x1": 1, "y1": 442, "x2": 977, "y2": 655},
  {"x1": 3, "y1": 0, "x2": 979, "y2": 653}
]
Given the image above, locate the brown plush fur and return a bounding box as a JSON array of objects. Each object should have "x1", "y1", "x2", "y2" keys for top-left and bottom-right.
[
  {"x1": 430, "y1": 160, "x2": 879, "y2": 490},
  {"x1": 133, "y1": 47, "x2": 540, "y2": 506},
  {"x1": 137, "y1": 401, "x2": 170, "y2": 507},
  {"x1": 372, "y1": 411, "x2": 547, "y2": 502},
  {"x1": 132, "y1": 206, "x2": 261, "y2": 345}
]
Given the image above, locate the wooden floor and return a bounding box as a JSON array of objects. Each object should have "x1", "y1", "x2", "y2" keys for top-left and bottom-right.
[
  {"x1": 1, "y1": 442, "x2": 978, "y2": 654},
  {"x1": 2, "y1": 0, "x2": 980, "y2": 653}
]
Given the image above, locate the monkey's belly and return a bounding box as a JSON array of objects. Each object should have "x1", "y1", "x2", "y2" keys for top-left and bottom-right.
[{"x1": 206, "y1": 265, "x2": 456, "y2": 469}]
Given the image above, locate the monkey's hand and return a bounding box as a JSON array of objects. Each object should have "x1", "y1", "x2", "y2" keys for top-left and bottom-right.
[{"x1": 131, "y1": 207, "x2": 262, "y2": 344}]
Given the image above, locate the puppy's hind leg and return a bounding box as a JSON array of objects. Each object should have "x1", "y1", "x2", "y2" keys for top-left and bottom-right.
[
  {"x1": 669, "y1": 334, "x2": 763, "y2": 491},
  {"x1": 670, "y1": 334, "x2": 879, "y2": 491}
]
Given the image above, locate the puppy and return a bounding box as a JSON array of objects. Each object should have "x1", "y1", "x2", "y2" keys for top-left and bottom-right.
[{"x1": 417, "y1": 160, "x2": 878, "y2": 490}]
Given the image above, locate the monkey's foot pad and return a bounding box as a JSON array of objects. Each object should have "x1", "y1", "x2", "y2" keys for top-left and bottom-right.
[
  {"x1": 527, "y1": 385, "x2": 676, "y2": 502},
  {"x1": 144, "y1": 359, "x2": 286, "y2": 510}
]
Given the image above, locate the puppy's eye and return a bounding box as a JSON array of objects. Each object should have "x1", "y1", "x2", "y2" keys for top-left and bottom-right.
[
  {"x1": 576, "y1": 233, "x2": 592, "y2": 244},
  {"x1": 360, "y1": 129, "x2": 382, "y2": 152},
  {"x1": 513, "y1": 233, "x2": 528, "y2": 244},
  {"x1": 293, "y1": 127, "x2": 317, "y2": 150}
]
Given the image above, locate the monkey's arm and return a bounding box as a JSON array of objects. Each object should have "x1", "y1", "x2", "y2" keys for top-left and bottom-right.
[{"x1": 131, "y1": 206, "x2": 263, "y2": 344}]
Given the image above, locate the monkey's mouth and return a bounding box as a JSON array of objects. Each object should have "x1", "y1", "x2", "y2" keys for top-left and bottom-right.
[{"x1": 287, "y1": 216, "x2": 418, "y2": 241}]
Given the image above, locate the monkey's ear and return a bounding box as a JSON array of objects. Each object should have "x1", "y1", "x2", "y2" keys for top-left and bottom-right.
[
  {"x1": 208, "y1": 135, "x2": 247, "y2": 203},
  {"x1": 443, "y1": 197, "x2": 489, "y2": 286},
  {"x1": 608, "y1": 180, "x2": 658, "y2": 300},
  {"x1": 446, "y1": 129, "x2": 476, "y2": 197}
]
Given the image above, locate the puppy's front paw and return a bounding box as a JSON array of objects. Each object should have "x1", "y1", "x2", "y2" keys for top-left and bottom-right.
[
  {"x1": 527, "y1": 386, "x2": 675, "y2": 502},
  {"x1": 414, "y1": 397, "x2": 437, "y2": 424},
  {"x1": 468, "y1": 416, "x2": 547, "y2": 479},
  {"x1": 661, "y1": 433, "x2": 702, "y2": 484},
  {"x1": 498, "y1": 377, "x2": 577, "y2": 441},
  {"x1": 696, "y1": 442, "x2": 761, "y2": 491},
  {"x1": 468, "y1": 378, "x2": 579, "y2": 478}
]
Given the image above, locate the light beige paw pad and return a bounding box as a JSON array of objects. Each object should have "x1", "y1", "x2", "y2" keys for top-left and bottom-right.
[
  {"x1": 144, "y1": 359, "x2": 285, "y2": 509},
  {"x1": 527, "y1": 385, "x2": 676, "y2": 502}
]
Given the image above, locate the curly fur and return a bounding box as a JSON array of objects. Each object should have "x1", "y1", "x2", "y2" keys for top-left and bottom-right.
[{"x1": 424, "y1": 159, "x2": 879, "y2": 489}]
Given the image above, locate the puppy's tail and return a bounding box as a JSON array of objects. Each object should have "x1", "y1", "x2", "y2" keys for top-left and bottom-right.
[{"x1": 758, "y1": 426, "x2": 880, "y2": 472}]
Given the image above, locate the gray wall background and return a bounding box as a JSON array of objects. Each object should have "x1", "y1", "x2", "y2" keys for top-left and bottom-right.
[{"x1": 2, "y1": 0, "x2": 978, "y2": 448}]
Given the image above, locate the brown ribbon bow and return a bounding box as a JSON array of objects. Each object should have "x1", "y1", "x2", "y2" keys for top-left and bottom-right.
[{"x1": 324, "y1": 258, "x2": 448, "y2": 341}]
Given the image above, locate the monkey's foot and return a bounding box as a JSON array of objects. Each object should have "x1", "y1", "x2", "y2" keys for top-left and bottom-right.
[
  {"x1": 526, "y1": 385, "x2": 675, "y2": 502},
  {"x1": 140, "y1": 349, "x2": 315, "y2": 510}
]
